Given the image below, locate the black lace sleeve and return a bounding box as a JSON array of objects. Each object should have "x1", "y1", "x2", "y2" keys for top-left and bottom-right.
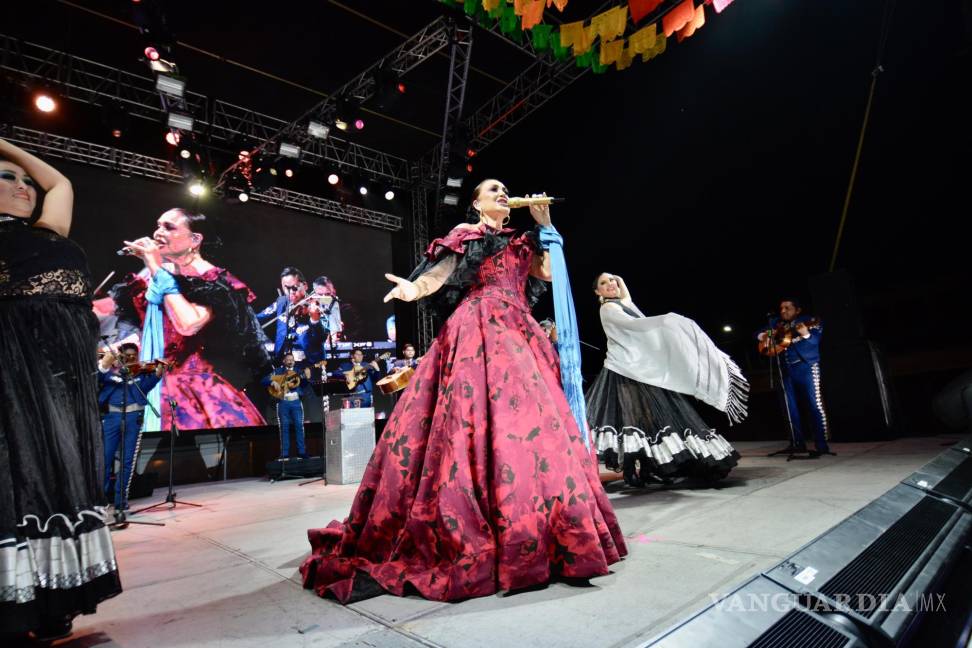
[
  {"x1": 175, "y1": 273, "x2": 273, "y2": 379},
  {"x1": 408, "y1": 228, "x2": 547, "y2": 321}
]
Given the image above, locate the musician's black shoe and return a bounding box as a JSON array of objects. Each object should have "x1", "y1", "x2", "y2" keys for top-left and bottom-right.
[{"x1": 299, "y1": 453, "x2": 309, "y2": 460}]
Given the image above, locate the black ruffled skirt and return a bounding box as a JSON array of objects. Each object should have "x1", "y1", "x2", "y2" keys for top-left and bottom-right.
[
  {"x1": 0, "y1": 297, "x2": 121, "y2": 635},
  {"x1": 586, "y1": 368, "x2": 740, "y2": 487}
]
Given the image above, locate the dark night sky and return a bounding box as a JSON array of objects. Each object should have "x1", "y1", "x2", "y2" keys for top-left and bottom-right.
[{"x1": 7, "y1": 0, "x2": 971, "y2": 370}]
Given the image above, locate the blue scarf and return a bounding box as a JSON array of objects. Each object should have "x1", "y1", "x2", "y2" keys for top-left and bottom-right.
[
  {"x1": 538, "y1": 225, "x2": 589, "y2": 448},
  {"x1": 140, "y1": 268, "x2": 180, "y2": 432}
]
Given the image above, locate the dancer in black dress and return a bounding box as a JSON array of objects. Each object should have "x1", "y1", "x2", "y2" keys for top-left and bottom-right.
[
  {"x1": 0, "y1": 138, "x2": 121, "y2": 641},
  {"x1": 586, "y1": 273, "x2": 747, "y2": 487}
]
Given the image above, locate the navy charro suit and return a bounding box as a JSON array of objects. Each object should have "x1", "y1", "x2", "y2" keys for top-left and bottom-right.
[
  {"x1": 761, "y1": 315, "x2": 830, "y2": 451},
  {"x1": 261, "y1": 365, "x2": 311, "y2": 458},
  {"x1": 256, "y1": 295, "x2": 328, "y2": 365},
  {"x1": 98, "y1": 367, "x2": 162, "y2": 507}
]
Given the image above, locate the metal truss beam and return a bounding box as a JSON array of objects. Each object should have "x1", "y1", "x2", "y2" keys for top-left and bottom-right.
[
  {"x1": 432, "y1": 20, "x2": 474, "y2": 230},
  {"x1": 214, "y1": 15, "x2": 453, "y2": 189},
  {"x1": 2, "y1": 125, "x2": 401, "y2": 232},
  {"x1": 409, "y1": 182, "x2": 435, "y2": 351},
  {"x1": 0, "y1": 34, "x2": 411, "y2": 185}
]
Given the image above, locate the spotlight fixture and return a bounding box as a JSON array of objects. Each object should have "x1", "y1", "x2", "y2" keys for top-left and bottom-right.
[
  {"x1": 166, "y1": 112, "x2": 194, "y2": 131},
  {"x1": 112, "y1": 129, "x2": 123, "y2": 138},
  {"x1": 445, "y1": 177, "x2": 463, "y2": 189},
  {"x1": 164, "y1": 130, "x2": 180, "y2": 146},
  {"x1": 278, "y1": 142, "x2": 300, "y2": 158},
  {"x1": 334, "y1": 119, "x2": 348, "y2": 131},
  {"x1": 308, "y1": 120, "x2": 330, "y2": 140},
  {"x1": 722, "y1": 325, "x2": 733, "y2": 333},
  {"x1": 358, "y1": 185, "x2": 368, "y2": 196},
  {"x1": 144, "y1": 46, "x2": 160, "y2": 62},
  {"x1": 238, "y1": 191, "x2": 249, "y2": 203},
  {"x1": 179, "y1": 147, "x2": 192, "y2": 159},
  {"x1": 397, "y1": 81, "x2": 407, "y2": 94},
  {"x1": 33, "y1": 92, "x2": 57, "y2": 114},
  {"x1": 442, "y1": 193, "x2": 460, "y2": 206},
  {"x1": 155, "y1": 75, "x2": 185, "y2": 97},
  {"x1": 466, "y1": 163, "x2": 473, "y2": 173},
  {"x1": 354, "y1": 118, "x2": 365, "y2": 130},
  {"x1": 187, "y1": 179, "x2": 206, "y2": 196},
  {"x1": 384, "y1": 190, "x2": 395, "y2": 201},
  {"x1": 284, "y1": 168, "x2": 294, "y2": 178},
  {"x1": 327, "y1": 173, "x2": 339, "y2": 185}
]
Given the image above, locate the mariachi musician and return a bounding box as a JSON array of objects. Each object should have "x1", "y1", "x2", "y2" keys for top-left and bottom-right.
[
  {"x1": 262, "y1": 352, "x2": 311, "y2": 460},
  {"x1": 757, "y1": 298, "x2": 833, "y2": 456},
  {"x1": 257, "y1": 267, "x2": 327, "y2": 367},
  {"x1": 97, "y1": 343, "x2": 165, "y2": 509},
  {"x1": 331, "y1": 347, "x2": 382, "y2": 408}
]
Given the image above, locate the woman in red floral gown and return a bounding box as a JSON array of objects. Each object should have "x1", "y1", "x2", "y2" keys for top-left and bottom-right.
[{"x1": 300, "y1": 179, "x2": 626, "y2": 603}]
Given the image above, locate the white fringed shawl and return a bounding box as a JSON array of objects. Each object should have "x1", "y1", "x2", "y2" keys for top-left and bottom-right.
[{"x1": 600, "y1": 299, "x2": 749, "y2": 423}]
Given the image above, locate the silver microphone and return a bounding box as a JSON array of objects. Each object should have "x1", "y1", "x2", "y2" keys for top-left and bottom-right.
[
  {"x1": 116, "y1": 247, "x2": 135, "y2": 256},
  {"x1": 506, "y1": 196, "x2": 565, "y2": 209}
]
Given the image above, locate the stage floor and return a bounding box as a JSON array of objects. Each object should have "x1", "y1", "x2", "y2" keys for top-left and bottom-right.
[{"x1": 54, "y1": 435, "x2": 961, "y2": 648}]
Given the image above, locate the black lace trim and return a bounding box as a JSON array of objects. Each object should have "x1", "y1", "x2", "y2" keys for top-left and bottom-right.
[{"x1": 408, "y1": 226, "x2": 547, "y2": 321}]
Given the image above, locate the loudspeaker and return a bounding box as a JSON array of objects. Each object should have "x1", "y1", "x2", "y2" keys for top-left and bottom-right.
[
  {"x1": 645, "y1": 445, "x2": 972, "y2": 647},
  {"x1": 819, "y1": 341, "x2": 901, "y2": 441},
  {"x1": 129, "y1": 471, "x2": 158, "y2": 499},
  {"x1": 265, "y1": 456, "x2": 324, "y2": 480},
  {"x1": 809, "y1": 270, "x2": 865, "y2": 344},
  {"x1": 325, "y1": 407, "x2": 376, "y2": 485}
]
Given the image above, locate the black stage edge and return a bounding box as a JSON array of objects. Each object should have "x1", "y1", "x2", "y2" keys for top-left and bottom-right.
[{"x1": 642, "y1": 437, "x2": 972, "y2": 648}]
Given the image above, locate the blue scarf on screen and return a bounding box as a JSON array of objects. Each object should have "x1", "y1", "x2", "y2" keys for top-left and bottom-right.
[
  {"x1": 538, "y1": 225, "x2": 589, "y2": 448},
  {"x1": 140, "y1": 268, "x2": 179, "y2": 432}
]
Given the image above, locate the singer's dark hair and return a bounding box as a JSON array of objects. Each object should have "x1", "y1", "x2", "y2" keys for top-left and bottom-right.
[
  {"x1": 351, "y1": 346, "x2": 365, "y2": 355},
  {"x1": 163, "y1": 207, "x2": 222, "y2": 253},
  {"x1": 465, "y1": 178, "x2": 504, "y2": 223},
  {"x1": 118, "y1": 342, "x2": 139, "y2": 354},
  {"x1": 779, "y1": 297, "x2": 803, "y2": 310},
  {"x1": 403, "y1": 343, "x2": 415, "y2": 352},
  {"x1": 280, "y1": 266, "x2": 306, "y2": 283},
  {"x1": 312, "y1": 275, "x2": 335, "y2": 291}
]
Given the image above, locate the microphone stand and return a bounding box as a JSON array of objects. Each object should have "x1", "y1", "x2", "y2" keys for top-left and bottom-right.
[
  {"x1": 109, "y1": 364, "x2": 164, "y2": 529},
  {"x1": 764, "y1": 315, "x2": 814, "y2": 461},
  {"x1": 130, "y1": 367, "x2": 204, "y2": 514}
]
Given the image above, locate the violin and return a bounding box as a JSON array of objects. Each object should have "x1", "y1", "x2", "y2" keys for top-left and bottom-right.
[
  {"x1": 268, "y1": 370, "x2": 301, "y2": 399},
  {"x1": 758, "y1": 318, "x2": 820, "y2": 357}
]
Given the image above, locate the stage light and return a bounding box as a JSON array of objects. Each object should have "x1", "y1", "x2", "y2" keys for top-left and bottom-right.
[
  {"x1": 34, "y1": 93, "x2": 57, "y2": 113},
  {"x1": 358, "y1": 185, "x2": 368, "y2": 196},
  {"x1": 164, "y1": 130, "x2": 180, "y2": 146},
  {"x1": 112, "y1": 129, "x2": 123, "y2": 138},
  {"x1": 445, "y1": 177, "x2": 463, "y2": 188},
  {"x1": 308, "y1": 120, "x2": 329, "y2": 139},
  {"x1": 397, "y1": 82, "x2": 406, "y2": 94},
  {"x1": 284, "y1": 168, "x2": 294, "y2": 178},
  {"x1": 188, "y1": 180, "x2": 206, "y2": 196},
  {"x1": 354, "y1": 118, "x2": 364, "y2": 130},
  {"x1": 384, "y1": 190, "x2": 395, "y2": 201},
  {"x1": 166, "y1": 112, "x2": 194, "y2": 131},
  {"x1": 335, "y1": 119, "x2": 348, "y2": 131},
  {"x1": 238, "y1": 191, "x2": 249, "y2": 202},
  {"x1": 466, "y1": 163, "x2": 473, "y2": 173},
  {"x1": 327, "y1": 173, "x2": 339, "y2": 185},
  {"x1": 155, "y1": 75, "x2": 184, "y2": 98},
  {"x1": 278, "y1": 142, "x2": 300, "y2": 158},
  {"x1": 722, "y1": 325, "x2": 733, "y2": 333},
  {"x1": 179, "y1": 147, "x2": 192, "y2": 159},
  {"x1": 144, "y1": 46, "x2": 160, "y2": 61},
  {"x1": 443, "y1": 193, "x2": 460, "y2": 206}
]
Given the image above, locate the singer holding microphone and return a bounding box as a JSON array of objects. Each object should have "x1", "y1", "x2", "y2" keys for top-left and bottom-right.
[
  {"x1": 301, "y1": 179, "x2": 625, "y2": 604},
  {"x1": 97, "y1": 208, "x2": 271, "y2": 431},
  {"x1": 0, "y1": 138, "x2": 121, "y2": 641}
]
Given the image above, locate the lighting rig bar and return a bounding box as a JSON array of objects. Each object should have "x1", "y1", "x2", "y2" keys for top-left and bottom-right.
[
  {"x1": 2, "y1": 125, "x2": 401, "y2": 232},
  {"x1": 214, "y1": 15, "x2": 454, "y2": 190},
  {"x1": 0, "y1": 34, "x2": 411, "y2": 186}
]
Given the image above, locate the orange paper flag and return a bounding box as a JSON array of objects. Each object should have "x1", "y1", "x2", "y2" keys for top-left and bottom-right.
[
  {"x1": 521, "y1": 0, "x2": 545, "y2": 29},
  {"x1": 628, "y1": 0, "x2": 663, "y2": 24},
  {"x1": 547, "y1": 0, "x2": 569, "y2": 11},
  {"x1": 662, "y1": 0, "x2": 695, "y2": 37},
  {"x1": 676, "y1": 4, "x2": 705, "y2": 42}
]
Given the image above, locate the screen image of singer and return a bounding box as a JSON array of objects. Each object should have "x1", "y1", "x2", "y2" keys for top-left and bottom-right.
[{"x1": 73, "y1": 161, "x2": 395, "y2": 432}]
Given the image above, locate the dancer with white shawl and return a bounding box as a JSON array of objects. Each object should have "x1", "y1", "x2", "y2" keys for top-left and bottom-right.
[{"x1": 586, "y1": 273, "x2": 749, "y2": 487}]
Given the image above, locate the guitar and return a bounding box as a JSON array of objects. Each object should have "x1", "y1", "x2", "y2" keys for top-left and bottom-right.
[
  {"x1": 267, "y1": 370, "x2": 301, "y2": 398},
  {"x1": 344, "y1": 352, "x2": 392, "y2": 390}
]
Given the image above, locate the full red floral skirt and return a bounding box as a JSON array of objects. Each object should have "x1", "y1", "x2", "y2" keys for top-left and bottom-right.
[{"x1": 300, "y1": 291, "x2": 627, "y2": 602}]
